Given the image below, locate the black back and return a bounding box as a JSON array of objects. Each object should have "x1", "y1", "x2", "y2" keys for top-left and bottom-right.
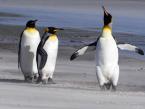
[
  {"x1": 18, "y1": 31, "x2": 24, "y2": 68},
  {"x1": 36, "y1": 32, "x2": 49, "y2": 70}
]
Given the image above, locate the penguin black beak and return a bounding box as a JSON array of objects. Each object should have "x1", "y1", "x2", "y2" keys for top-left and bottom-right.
[
  {"x1": 102, "y1": 6, "x2": 112, "y2": 25},
  {"x1": 34, "y1": 19, "x2": 38, "y2": 22},
  {"x1": 55, "y1": 28, "x2": 64, "y2": 31},
  {"x1": 57, "y1": 28, "x2": 64, "y2": 30},
  {"x1": 102, "y1": 6, "x2": 109, "y2": 16},
  {"x1": 46, "y1": 27, "x2": 64, "y2": 34}
]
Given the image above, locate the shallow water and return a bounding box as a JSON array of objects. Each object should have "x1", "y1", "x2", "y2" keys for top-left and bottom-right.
[{"x1": 0, "y1": 0, "x2": 145, "y2": 36}]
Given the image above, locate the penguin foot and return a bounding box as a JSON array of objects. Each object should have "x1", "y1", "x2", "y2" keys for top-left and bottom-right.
[
  {"x1": 112, "y1": 85, "x2": 117, "y2": 91},
  {"x1": 24, "y1": 74, "x2": 39, "y2": 83},
  {"x1": 48, "y1": 78, "x2": 56, "y2": 84},
  {"x1": 36, "y1": 76, "x2": 42, "y2": 84},
  {"x1": 104, "y1": 83, "x2": 111, "y2": 90},
  {"x1": 31, "y1": 74, "x2": 39, "y2": 83},
  {"x1": 100, "y1": 85, "x2": 106, "y2": 91},
  {"x1": 42, "y1": 79, "x2": 48, "y2": 84},
  {"x1": 41, "y1": 78, "x2": 55, "y2": 84},
  {"x1": 24, "y1": 76, "x2": 31, "y2": 82}
]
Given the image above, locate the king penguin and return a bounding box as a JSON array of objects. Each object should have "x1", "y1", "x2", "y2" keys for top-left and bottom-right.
[
  {"x1": 37, "y1": 27, "x2": 64, "y2": 84},
  {"x1": 18, "y1": 20, "x2": 40, "y2": 82},
  {"x1": 70, "y1": 6, "x2": 144, "y2": 91},
  {"x1": 95, "y1": 6, "x2": 119, "y2": 90}
]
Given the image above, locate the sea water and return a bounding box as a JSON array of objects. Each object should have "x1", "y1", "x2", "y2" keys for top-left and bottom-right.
[{"x1": 0, "y1": 0, "x2": 145, "y2": 36}]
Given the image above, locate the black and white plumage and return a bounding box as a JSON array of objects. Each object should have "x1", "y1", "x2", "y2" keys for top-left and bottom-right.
[
  {"x1": 18, "y1": 32, "x2": 23, "y2": 68},
  {"x1": 70, "y1": 6, "x2": 144, "y2": 91},
  {"x1": 18, "y1": 20, "x2": 40, "y2": 82},
  {"x1": 70, "y1": 40, "x2": 98, "y2": 60},
  {"x1": 117, "y1": 43, "x2": 144, "y2": 55},
  {"x1": 37, "y1": 31, "x2": 48, "y2": 70},
  {"x1": 37, "y1": 27, "x2": 64, "y2": 84},
  {"x1": 70, "y1": 39, "x2": 144, "y2": 61}
]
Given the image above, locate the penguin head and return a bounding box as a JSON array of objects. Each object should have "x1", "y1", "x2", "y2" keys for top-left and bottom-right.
[
  {"x1": 45, "y1": 27, "x2": 64, "y2": 34},
  {"x1": 26, "y1": 20, "x2": 38, "y2": 28},
  {"x1": 102, "y1": 6, "x2": 112, "y2": 26}
]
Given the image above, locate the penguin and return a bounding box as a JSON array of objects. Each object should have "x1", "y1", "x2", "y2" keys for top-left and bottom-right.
[
  {"x1": 18, "y1": 20, "x2": 40, "y2": 82},
  {"x1": 37, "y1": 27, "x2": 64, "y2": 84},
  {"x1": 70, "y1": 6, "x2": 144, "y2": 91}
]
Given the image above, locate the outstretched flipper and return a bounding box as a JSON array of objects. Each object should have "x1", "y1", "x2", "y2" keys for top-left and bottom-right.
[
  {"x1": 18, "y1": 31, "x2": 24, "y2": 68},
  {"x1": 70, "y1": 39, "x2": 99, "y2": 61},
  {"x1": 117, "y1": 43, "x2": 144, "y2": 55}
]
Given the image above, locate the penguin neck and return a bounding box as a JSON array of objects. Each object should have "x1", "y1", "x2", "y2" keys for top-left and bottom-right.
[
  {"x1": 102, "y1": 24, "x2": 112, "y2": 38},
  {"x1": 49, "y1": 34, "x2": 58, "y2": 41},
  {"x1": 26, "y1": 27, "x2": 37, "y2": 32}
]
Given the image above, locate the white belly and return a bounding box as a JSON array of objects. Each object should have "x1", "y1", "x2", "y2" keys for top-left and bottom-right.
[
  {"x1": 20, "y1": 31, "x2": 40, "y2": 76},
  {"x1": 42, "y1": 39, "x2": 58, "y2": 75},
  {"x1": 96, "y1": 37, "x2": 118, "y2": 78}
]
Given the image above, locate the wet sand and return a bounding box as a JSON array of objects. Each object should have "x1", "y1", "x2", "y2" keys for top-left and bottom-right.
[{"x1": 0, "y1": 24, "x2": 145, "y2": 109}]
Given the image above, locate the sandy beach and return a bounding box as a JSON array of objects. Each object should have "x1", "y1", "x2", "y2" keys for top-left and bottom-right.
[
  {"x1": 0, "y1": 0, "x2": 145, "y2": 109},
  {"x1": 0, "y1": 24, "x2": 145, "y2": 109}
]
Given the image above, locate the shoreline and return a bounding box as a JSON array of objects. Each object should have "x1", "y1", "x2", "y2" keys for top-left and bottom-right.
[
  {"x1": 0, "y1": 12, "x2": 23, "y2": 17},
  {"x1": 0, "y1": 23, "x2": 145, "y2": 109},
  {"x1": 0, "y1": 24, "x2": 145, "y2": 60}
]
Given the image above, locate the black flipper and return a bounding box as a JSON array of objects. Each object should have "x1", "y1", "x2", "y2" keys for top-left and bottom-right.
[
  {"x1": 37, "y1": 32, "x2": 49, "y2": 70},
  {"x1": 135, "y1": 48, "x2": 144, "y2": 55},
  {"x1": 18, "y1": 31, "x2": 24, "y2": 68},
  {"x1": 37, "y1": 48, "x2": 48, "y2": 69},
  {"x1": 70, "y1": 37, "x2": 100, "y2": 61},
  {"x1": 117, "y1": 42, "x2": 144, "y2": 55}
]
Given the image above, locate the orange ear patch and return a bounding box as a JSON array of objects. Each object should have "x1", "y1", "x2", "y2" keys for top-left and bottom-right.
[{"x1": 45, "y1": 28, "x2": 49, "y2": 32}]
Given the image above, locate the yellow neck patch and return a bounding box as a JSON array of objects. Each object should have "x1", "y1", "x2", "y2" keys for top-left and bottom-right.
[
  {"x1": 48, "y1": 34, "x2": 57, "y2": 41},
  {"x1": 26, "y1": 27, "x2": 37, "y2": 33},
  {"x1": 103, "y1": 25, "x2": 112, "y2": 32},
  {"x1": 101, "y1": 25, "x2": 112, "y2": 38}
]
